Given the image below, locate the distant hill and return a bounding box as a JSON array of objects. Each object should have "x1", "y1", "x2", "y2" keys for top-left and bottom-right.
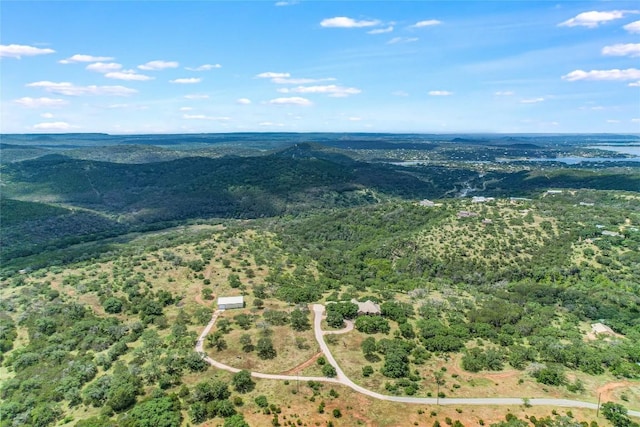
[{"x1": 2, "y1": 141, "x2": 639, "y2": 263}]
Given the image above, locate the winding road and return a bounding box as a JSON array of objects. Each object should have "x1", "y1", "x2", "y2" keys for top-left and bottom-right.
[{"x1": 196, "y1": 305, "x2": 640, "y2": 417}]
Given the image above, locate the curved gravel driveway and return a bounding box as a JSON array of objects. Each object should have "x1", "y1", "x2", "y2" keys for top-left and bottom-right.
[{"x1": 196, "y1": 305, "x2": 640, "y2": 417}]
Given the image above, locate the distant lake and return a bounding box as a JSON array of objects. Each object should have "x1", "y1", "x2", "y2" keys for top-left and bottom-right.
[
  {"x1": 498, "y1": 157, "x2": 640, "y2": 164},
  {"x1": 587, "y1": 144, "x2": 640, "y2": 156}
]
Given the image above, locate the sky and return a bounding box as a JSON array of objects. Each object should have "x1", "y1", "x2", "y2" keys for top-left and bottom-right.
[{"x1": 1, "y1": 1, "x2": 639, "y2": 134}]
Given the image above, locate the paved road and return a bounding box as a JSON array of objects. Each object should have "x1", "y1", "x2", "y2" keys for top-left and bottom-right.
[{"x1": 197, "y1": 306, "x2": 640, "y2": 417}]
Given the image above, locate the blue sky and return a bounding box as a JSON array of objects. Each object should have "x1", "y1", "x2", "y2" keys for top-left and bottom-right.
[{"x1": 1, "y1": 1, "x2": 639, "y2": 134}]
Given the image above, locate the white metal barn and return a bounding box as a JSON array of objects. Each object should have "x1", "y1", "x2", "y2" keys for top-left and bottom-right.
[{"x1": 217, "y1": 296, "x2": 244, "y2": 310}]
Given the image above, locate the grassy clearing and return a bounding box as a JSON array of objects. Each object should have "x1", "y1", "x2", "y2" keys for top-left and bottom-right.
[{"x1": 208, "y1": 322, "x2": 319, "y2": 373}]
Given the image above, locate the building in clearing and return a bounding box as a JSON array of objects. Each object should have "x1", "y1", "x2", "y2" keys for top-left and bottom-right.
[
  {"x1": 351, "y1": 299, "x2": 381, "y2": 316},
  {"x1": 591, "y1": 322, "x2": 614, "y2": 335},
  {"x1": 217, "y1": 296, "x2": 244, "y2": 310},
  {"x1": 472, "y1": 196, "x2": 494, "y2": 203}
]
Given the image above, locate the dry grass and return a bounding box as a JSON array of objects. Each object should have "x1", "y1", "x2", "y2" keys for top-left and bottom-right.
[
  {"x1": 232, "y1": 377, "x2": 609, "y2": 427},
  {"x1": 207, "y1": 320, "x2": 319, "y2": 374}
]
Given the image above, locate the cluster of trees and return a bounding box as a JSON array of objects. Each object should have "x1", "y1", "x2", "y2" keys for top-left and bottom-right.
[
  {"x1": 188, "y1": 379, "x2": 236, "y2": 424},
  {"x1": 326, "y1": 302, "x2": 358, "y2": 328}
]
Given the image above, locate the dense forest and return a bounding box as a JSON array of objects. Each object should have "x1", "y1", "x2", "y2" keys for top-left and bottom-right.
[{"x1": 1, "y1": 134, "x2": 639, "y2": 426}]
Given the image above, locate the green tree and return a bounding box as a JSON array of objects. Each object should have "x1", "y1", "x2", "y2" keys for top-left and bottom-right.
[
  {"x1": 103, "y1": 297, "x2": 123, "y2": 314},
  {"x1": 207, "y1": 331, "x2": 227, "y2": 351},
  {"x1": 326, "y1": 311, "x2": 344, "y2": 329},
  {"x1": 107, "y1": 383, "x2": 138, "y2": 412},
  {"x1": 355, "y1": 316, "x2": 390, "y2": 334},
  {"x1": 362, "y1": 365, "x2": 374, "y2": 377},
  {"x1": 232, "y1": 370, "x2": 255, "y2": 393},
  {"x1": 254, "y1": 395, "x2": 269, "y2": 408},
  {"x1": 361, "y1": 337, "x2": 377, "y2": 359},
  {"x1": 234, "y1": 314, "x2": 252, "y2": 330},
  {"x1": 257, "y1": 337, "x2": 277, "y2": 359},
  {"x1": 29, "y1": 403, "x2": 61, "y2": 427},
  {"x1": 228, "y1": 274, "x2": 241, "y2": 288},
  {"x1": 224, "y1": 414, "x2": 250, "y2": 427},
  {"x1": 290, "y1": 309, "x2": 310, "y2": 331},
  {"x1": 322, "y1": 364, "x2": 337, "y2": 378},
  {"x1": 217, "y1": 318, "x2": 232, "y2": 334},
  {"x1": 601, "y1": 402, "x2": 638, "y2": 427},
  {"x1": 239, "y1": 334, "x2": 254, "y2": 352},
  {"x1": 123, "y1": 395, "x2": 182, "y2": 427}
]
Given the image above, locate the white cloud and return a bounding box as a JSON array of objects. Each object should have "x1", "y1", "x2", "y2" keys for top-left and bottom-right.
[
  {"x1": 180, "y1": 107, "x2": 193, "y2": 111},
  {"x1": 27, "y1": 81, "x2": 137, "y2": 96},
  {"x1": 624, "y1": 20, "x2": 640, "y2": 33},
  {"x1": 271, "y1": 77, "x2": 336, "y2": 84},
  {"x1": 59, "y1": 54, "x2": 114, "y2": 64},
  {"x1": 368, "y1": 26, "x2": 394, "y2": 34},
  {"x1": 562, "y1": 68, "x2": 640, "y2": 81},
  {"x1": 170, "y1": 78, "x2": 202, "y2": 84},
  {"x1": 185, "y1": 64, "x2": 222, "y2": 71},
  {"x1": 41, "y1": 112, "x2": 54, "y2": 118},
  {"x1": 275, "y1": 0, "x2": 298, "y2": 6},
  {"x1": 320, "y1": 17, "x2": 380, "y2": 28},
  {"x1": 183, "y1": 114, "x2": 230, "y2": 121},
  {"x1": 520, "y1": 97, "x2": 545, "y2": 103},
  {"x1": 606, "y1": 119, "x2": 621, "y2": 123},
  {"x1": 256, "y1": 72, "x2": 291, "y2": 79},
  {"x1": 138, "y1": 60, "x2": 179, "y2": 70},
  {"x1": 391, "y1": 90, "x2": 409, "y2": 97},
  {"x1": 429, "y1": 90, "x2": 453, "y2": 96},
  {"x1": 0, "y1": 44, "x2": 55, "y2": 58},
  {"x1": 602, "y1": 43, "x2": 640, "y2": 57},
  {"x1": 495, "y1": 91, "x2": 514, "y2": 96},
  {"x1": 348, "y1": 117, "x2": 362, "y2": 121},
  {"x1": 184, "y1": 94, "x2": 209, "y2": 99},
  {"x1": 278, "y1": 84, "x2": 361, "y2": 97},
  {"x1": 411, "y1": 19, "x2": 442, "y2": 28},
  {"x1": 33, "y1": 121, "x2": 75, "y2": 130},
  {"x1": 629, "y1": 81, "x2": 640, "y2": 87},
  {"x1": 14, "y1": 97, "x2": 69, "y2": 108},
  {"x1": 387, "y1": 37, "x2": 419, "y2": 45},
  {"x1": 259, "y1": 121, "x2": 284, "y2": 126},
  {"x1": 86, "y1": 62, "x2": 122, "y2": 73},
  {"x1": 236, "y1": 98, "x2": 252, "y2": 105},
  {"x1": 105, "y1": 70, "x2": 154, "y2": 81},
  {"x1": 558, "y1": 10, "x2": 634, "y2": 28},
  {"x1": 267, "y1": 97, "x2": 313, "y2": 106},
  {"x1": 631, "y1": 118, "x2": 640, "y2": 123}
]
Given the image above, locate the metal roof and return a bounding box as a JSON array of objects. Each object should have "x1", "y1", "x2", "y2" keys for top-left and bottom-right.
[{"x1": 217, "y1": 296, "x2": 244, "y2": 305}]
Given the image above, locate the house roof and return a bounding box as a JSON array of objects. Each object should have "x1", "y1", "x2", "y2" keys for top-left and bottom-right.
[
  {"x1": 351, "y1": 298, "x2": 381, "y2": 315},
  {"x1": 591, "y1": 322, "x2": 614, "y2": 334},
  {"x1": 218, "y1": 296, "x2": 244, "y2": 305}
]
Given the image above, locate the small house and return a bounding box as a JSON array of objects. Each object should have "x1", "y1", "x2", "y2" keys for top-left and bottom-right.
[
  {"x1": 591, "y1": 322, "x2": 614, "y2": 336},
  {"x1": 471, "y1": 196, "x2": 494, "y2": 203},
  {"x1": 351, "y1": 299, "x2": 381, "y2": 316},
  {"x1": 217, "y1": 296, "x2": 244, "y2": 310},
  {"x1": 457, "y1": 210, "x2": 478, "y2": 218}
]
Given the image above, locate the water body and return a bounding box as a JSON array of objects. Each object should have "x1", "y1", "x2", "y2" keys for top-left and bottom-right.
[
  {"x1": 587, "y1": 145, "x2": 640, "y2": 156},
  {"x1": 501, "y1": 157, "x2": 640, "y2": 164}
]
